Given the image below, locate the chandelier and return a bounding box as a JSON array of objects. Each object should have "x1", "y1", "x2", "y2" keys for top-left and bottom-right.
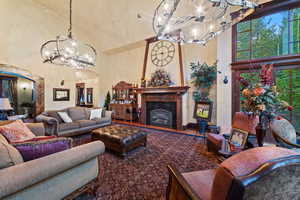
[
  {"x1": 40, "y1": 0, "x2": 97, "y2": 69},
  {"x1": 153, "y1": 0, "x2": 257, "y2": 45}
]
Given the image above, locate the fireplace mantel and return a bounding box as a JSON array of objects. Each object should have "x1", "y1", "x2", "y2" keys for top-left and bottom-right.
[
  {"x1": 134, "y1": 86, "x2": 189, "y2": 94},
  {"x1": 136, "y1": 86, "x2": 189, "y2": 130}
]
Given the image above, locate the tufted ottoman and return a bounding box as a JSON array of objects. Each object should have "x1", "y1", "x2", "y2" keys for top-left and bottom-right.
[{"x1": 91, "y1": 125, "x2": 147, "y2": 158}]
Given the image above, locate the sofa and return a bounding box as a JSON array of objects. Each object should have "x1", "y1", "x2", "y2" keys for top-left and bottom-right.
[
  {"x1": 0, "y1": 122, "x2": 105, "y2": 200},
  {"x1": 36, "y1": 107, "x2": 112, "y2": 137}
]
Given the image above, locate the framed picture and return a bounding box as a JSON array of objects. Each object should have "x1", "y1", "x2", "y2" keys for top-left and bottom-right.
[
  {"x1": 53, "y1": 88, "x2": 70, "y2": 101},
  {"x1": 193, "y1": 101, "x2": 213, "y2": 121},
  {"x1": 229, "y1": 128, "x2": 249, "y2": 148}
]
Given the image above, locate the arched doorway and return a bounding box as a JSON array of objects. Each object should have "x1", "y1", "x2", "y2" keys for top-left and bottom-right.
[{"x1": 0, "y1": 64, "x2": 45, "y2": 116}]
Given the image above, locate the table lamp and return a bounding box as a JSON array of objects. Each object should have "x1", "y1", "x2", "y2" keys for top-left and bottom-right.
[{"x1": 0, "y1": 98, "x2": 13, "y2": 120}]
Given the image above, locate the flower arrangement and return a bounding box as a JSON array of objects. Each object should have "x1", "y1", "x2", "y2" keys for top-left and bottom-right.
[
  {"x1": 190, "y1": 62, "x2": 217, "y2": 102},
  {"x1": 239, "y1": 64, "x2": 292, "y2": 121},
  {"x1": 240, "y1": 84, "x2": 292, "y2": 116},
  {"x1": 147, "y1": 69, "x2": 173, "y2": 87}
]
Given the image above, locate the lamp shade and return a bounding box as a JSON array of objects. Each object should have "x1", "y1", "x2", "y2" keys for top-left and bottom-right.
[{"x1": 0, "y1": 98, "x2": 13, "y2": 111}]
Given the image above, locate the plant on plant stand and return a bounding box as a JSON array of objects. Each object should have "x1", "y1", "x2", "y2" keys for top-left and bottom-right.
[
  {"x1": 190, "y1": 62, "x2": 217, "y2": 102},
  {"x1": 239, "y1": 64, "x2": 293, "y2": 146},
  {"x1": 190, "y1": 62, "x2": 217, "y2": 134}
]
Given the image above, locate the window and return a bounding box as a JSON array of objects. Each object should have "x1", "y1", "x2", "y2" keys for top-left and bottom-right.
[
  {"x1": 232, "y1": 2, "x2": 300, "y2": 132},
  {"x1": 235, "y1": 7, "x2": 300, "y2": 61},
  {"x1": 275, "y1": 68, "x2": 300, "y2": 132}
]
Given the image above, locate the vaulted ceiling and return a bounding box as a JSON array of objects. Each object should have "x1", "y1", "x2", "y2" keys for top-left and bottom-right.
[
  {"x1": 33, "y1": 0, "x2": 157, "y2": 52},
  {"x1": 32, "y1": 0, "x2": 273, "y2": 53}
]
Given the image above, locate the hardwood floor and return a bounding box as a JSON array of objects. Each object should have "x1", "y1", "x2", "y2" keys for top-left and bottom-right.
[{"x1": 113, "y1": 120, "x2": 202, "y2": 137}]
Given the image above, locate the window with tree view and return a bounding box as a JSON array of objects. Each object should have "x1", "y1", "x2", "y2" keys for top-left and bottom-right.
[
  {"x1": 275, "y1": 68, "x2": 300, "y2": 132},
  {"x1": 235, "y1": 7, "x2": 300, "y2": 61}
]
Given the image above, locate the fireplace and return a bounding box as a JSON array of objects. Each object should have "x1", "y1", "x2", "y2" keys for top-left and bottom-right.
[
  {"x1": 147, "y1": 102, "x2": 176, "y2": 129},
  {"x1": 135, "y1": 86, "x2": 189, "y2": 130}
]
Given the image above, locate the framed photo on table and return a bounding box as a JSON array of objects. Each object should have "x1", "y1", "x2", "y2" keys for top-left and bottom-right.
[
  {"x1": 193, "y1": 101, "x2": 213, "y2": 121},
  {"x1": 53, "y1": 88, "x2": 70, "y2": 101},
  {"x1": 229, "y1": 128, "x2": 249, "y2": 149}
]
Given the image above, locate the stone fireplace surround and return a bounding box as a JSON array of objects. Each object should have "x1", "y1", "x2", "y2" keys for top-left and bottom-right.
[{"x1": 135, "y1": 86, "x2": 189, "y2": 130}]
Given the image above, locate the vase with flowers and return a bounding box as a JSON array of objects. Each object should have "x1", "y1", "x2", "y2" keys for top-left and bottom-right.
[{"x1": 238, "y1": 64, "x2": 292, "y2": 146}]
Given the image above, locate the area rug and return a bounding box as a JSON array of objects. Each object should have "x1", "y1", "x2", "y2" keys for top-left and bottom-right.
[{"x1": 76, "y1": 128, "x2": 218, "y2": 200}]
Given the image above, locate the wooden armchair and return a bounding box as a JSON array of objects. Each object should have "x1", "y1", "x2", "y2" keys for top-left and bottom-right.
[
  {"x1": 166, "y1": 147, "x2": 300, "y2": 200},
  {"x1": 207, "y1": 112, "x2": 258, "y2": 154},
  {"x1": 271, "y1": 118, "x2": 300, "y2": 150}
]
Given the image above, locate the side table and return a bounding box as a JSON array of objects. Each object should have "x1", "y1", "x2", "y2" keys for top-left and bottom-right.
[{"x1": 217, "y1": 140, "x2": 242, "y2": 162}]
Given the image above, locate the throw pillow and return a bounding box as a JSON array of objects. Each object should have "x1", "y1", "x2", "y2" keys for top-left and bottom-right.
[
  {"x1": 0, "y1": 120, "x2": 35, "y2": 143},
  {"x1": 58, "y1": 112, "x2": 73, "y2": 123},
  {"x1": 11, "y1": 136, "x2": 57, "y2": 144},
  {"x1": 271, "y1": 118, "x2": 297, "y2": 148},
  {"x1": 90, "y1": 109, "x2": 102, "y2": 120},
  {"x1": 13, "y1": 137, "x2": 73, "y2": 162},
  {"x1": 68, "y1": 107, "x2": 88, "y2": 121},
  {"x1": 47, "y1": 111, "x2": 63, "y2": 123},
  {"x1": 0, "y1": 141, "x2": 23, "y2": 169}
]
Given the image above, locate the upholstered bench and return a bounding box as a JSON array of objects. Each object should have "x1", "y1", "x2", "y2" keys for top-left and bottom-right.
[{"x1": 92, "y1": 125, "x2": 147, "y2": 158}]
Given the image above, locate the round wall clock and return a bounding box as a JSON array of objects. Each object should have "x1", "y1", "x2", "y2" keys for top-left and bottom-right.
[{"x1": 151, "y1": 41, "x2": 175, "y2": 67}]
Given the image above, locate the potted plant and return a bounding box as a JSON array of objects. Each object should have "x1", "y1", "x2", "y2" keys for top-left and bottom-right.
[
  {"x1": 190, "y1": 62, "x2": 217, "y2": 102},
  {"x1": 104, "y1": 91, "x2": 111, "y2": 110},
  {"x1": 191, "y1": 61, "x2": 217, "y2": 133}
]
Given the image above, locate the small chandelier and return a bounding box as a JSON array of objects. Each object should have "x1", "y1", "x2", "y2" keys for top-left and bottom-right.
[
  {"x1": 40, "y1": 0, "x2": 97, "y2": 69},
  {"x1": 153, "y1": 0, "x2": 257, "y2": 45}
]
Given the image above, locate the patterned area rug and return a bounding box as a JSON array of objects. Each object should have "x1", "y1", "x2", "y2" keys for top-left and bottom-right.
[{"x1": 75, "y1": 128, "x2": 218, "y2": 200}]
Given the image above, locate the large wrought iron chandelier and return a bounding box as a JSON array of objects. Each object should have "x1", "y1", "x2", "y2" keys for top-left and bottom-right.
[
  {"x1": 153, "y1": 0, "x2": 257, "y2": 45},
  {"x1": 41, "y1": 0, "x2": 96, "y2": 69}
]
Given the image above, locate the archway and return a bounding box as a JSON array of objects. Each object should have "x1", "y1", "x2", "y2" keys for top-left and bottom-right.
[{"x1": 0, "y1": 64, "x2": 45, "y2": 116}]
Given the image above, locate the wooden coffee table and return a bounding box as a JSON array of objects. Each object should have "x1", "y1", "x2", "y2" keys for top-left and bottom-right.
[{"x1": 91, "y1": 125, "x2": 147, "y2": 158}]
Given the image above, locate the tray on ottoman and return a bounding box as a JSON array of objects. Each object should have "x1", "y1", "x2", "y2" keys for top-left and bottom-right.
[{"x1": 91, "y1": 125, "x2": 147, "y2": 158}]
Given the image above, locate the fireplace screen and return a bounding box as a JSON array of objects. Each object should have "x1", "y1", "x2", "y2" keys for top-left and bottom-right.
[
  {"x1": 150, "y1": 109, "x2": 172, "y2": 128},
  {"x1": 146, "y1": 102, "x2": 176, "y2": 129}
]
